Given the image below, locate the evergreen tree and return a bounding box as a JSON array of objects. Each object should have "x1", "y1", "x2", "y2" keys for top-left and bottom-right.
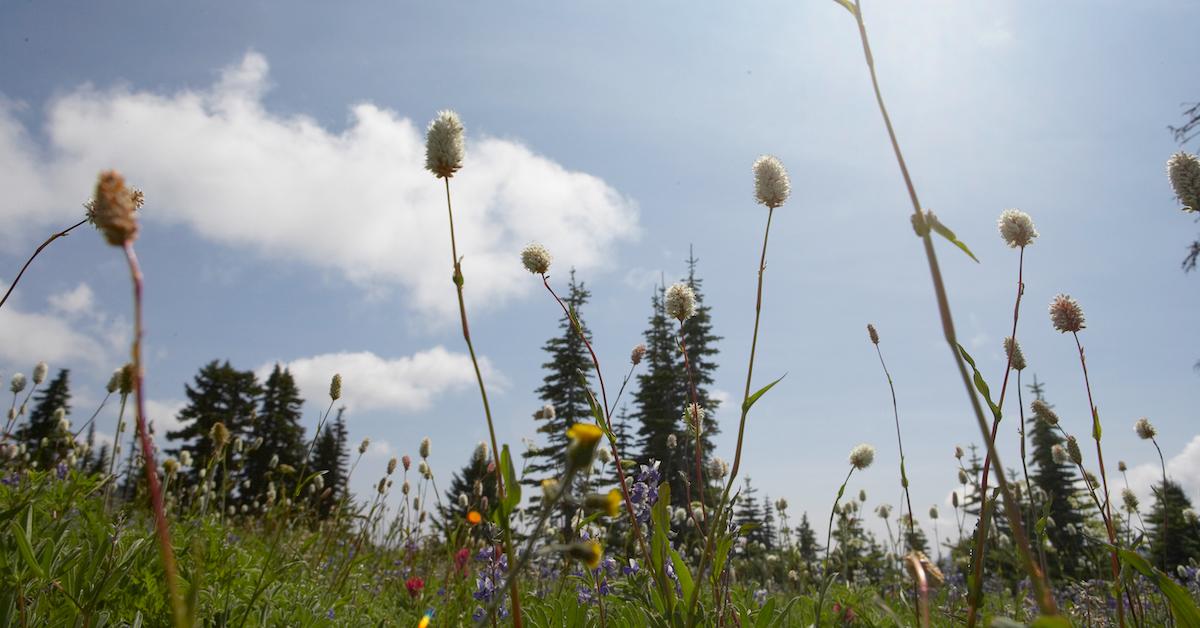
[
  {"x1": 89, "y1": 443, "x2": 110, "y2": 476},
  {"x1": 18, "y1": 368, "x2": 71, "y2": 469},
  {"x1": 82, "y1": 422, "x2": 97, "y2": 469},
  {"x1": 760, "y1": 493, "x2": 778, "y2": 551},
  {"x1": 311, "y1": 407, "x2": 349, "y2": 518},
  {"x1": 634, "y1": 282, "x2": 689, "y2": 505},
  {"x1": 244, "y1": 364, "x2": 306, "y2": 502},
  {"x1": 904, "y1": 518, "x2": 929, "y2": 554},
  {"x1": 523, "y1": 270, "x2": 594, "y2": 529},
  {"x1": 796, "y1": 512, "x2": 820, "y2": 568},
  {"x1": 439, "y1": 444, "x2": 498, "y2": 539},
  {"x1": 678, "y1": 248, "x2": 722, "y2": 464},
  {"x1": 734, "y1": 477, "x2": 765, "y2": 549},
  {"x1": 166, "y1": 361, "x2": 261, "y2": 488},
  {"x1": 1147, "y1": 480, "x2": 1200, "y2": 573},
  {"x1": 1025, "y1": 376, "x2": 1089, "y2": 580}
]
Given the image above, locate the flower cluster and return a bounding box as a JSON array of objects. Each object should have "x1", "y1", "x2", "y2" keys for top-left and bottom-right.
[{"x1": 626, "y1": 462, "x2": 661, "y2": 524}]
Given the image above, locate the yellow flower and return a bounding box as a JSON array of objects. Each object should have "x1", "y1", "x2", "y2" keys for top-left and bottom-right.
[
  {"x1": 418, "y1": 611, "x2": 432, "y2": 628},
  {"x1": 585, "y1": 489, "x2": 623, "y2": 518},
  {"x1": 564, "y1": 540, "x2": 603, "y2": 570},
  {"x1": 567, "y1": 423, "x2": 603, "y2": 446}
]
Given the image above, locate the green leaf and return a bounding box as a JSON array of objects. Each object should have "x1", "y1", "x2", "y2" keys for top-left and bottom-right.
[
  {"x1": 499, "y1": 445, "x2": 520, "y2": 517},
  {"x1": 10, "y1": 516, "x2": 45, "y2": 579},
  {"x1": 575, "y1": 369, "x2": 613, "y2": 440},
  {"x1": 931, "y1": 217, "x2": 980, "y2": 263},
  {"x1": 669, "y1": 547, "x2": 695, "y2": 603},
  {"x1": 1030, "y1": 615, "x2": 1073, "y2": 628},
  {"x1": 754, "y1": 597, "x2": 777, "y2": 628},
  {"x1": 1092, "y1": 406, "x2": 1102, "y2": 441},
  {"x1": 956, "y1": 344, "x2": 1001, "y2": 421},
  {"x1": 711, "y1": 536, "x2": 733, "y2": 588},
  {"x1": 742, "y1": 374, "x2": 786, "y2": 413},
  {"x1": 1118, "y1": 548, "x2": 1200, "y2": 626},
  {"x1": 831, "y1": 0, "x2": 857, "y2": 15}
]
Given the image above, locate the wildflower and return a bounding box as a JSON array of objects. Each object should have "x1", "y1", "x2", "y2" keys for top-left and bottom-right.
[
  {"x1": 997, "y1": 209, "x2": 1038, "y2": 248},
  {"x1": 533, "y1": 404, "x2": 556, "y2": 420},
  {"x1": 119, "y1": 363, "x2": 135, "y2": 396},
  {"x1": 1118, "y1": 460, "x2": 1127, "y2": 472},
  {"x1": 210, "y1": 422, "x2": 230, "y2": 448},
  {"x1": 596, "y1": 447, "x2": 611, "y2": 465},
  {"x1": 1031, "y1": 399, "x2": 1059, "y2": 426},
  {"x1": 419, "y1": 611, "x2": 432, "y2": 628},
  {"x1": 1121, "y1": 488, "x2": 1139, "y2": 513},
  {"x1": 584, "y1": 489, "x2": 623, "y2": 518},
  {"x1": 32, "y1": 362, "x2": 48, "y2": 386},
  {"x1": 954, "y1": 446, "x2": 963, "y2": 460},
  {"x1": 402, "y1": 481, "x2": 410, "y2": 495},
  {"x1": 1167, "y1": 151, "x2": 1200, "y2": 212},
  {"x1": 520, "y1": 243, "x2": 552, "y2": 275},
  {"x1": 406, "y1": 577, "x2": 425, "y2": 598},
  {"x1": 753, "y1": 155, "x2": 790, "y2": 209},
  {"x1": 858, "y1": 489, "x2": 867, "y2": 502},
  {"x1": 467, "y1": 510, "x2": 482, "y2": 526},
  {"x1": 105, "y1": 368, "x2": 121, "y2": 394},
  {"x1": 666, "y1": 434, "x2": 677, "y2": 449},
  {"x1": 358, "y1": 438, "x2": 370, "y2": 454},
  {"x1": 1066, "y1": 436, "x2": 1082, "y2": 465},
  {"x1": 929, "y1": 505, "x2": 939, "y2": 520},
  {"x1": 848, "y1": 443, "x2": 875, "y2": 470},
  {"x1": 563, "y1": 540, "x2": 603, "y2": 570},
  {"x1": 377, "y1": 478, "x2": 387, "y2": 494},
  {"x1": 776, "y1": 498, "x2": 788, "y2": 512},
  {"x1": 1134, "y1": 417, "x2": 1156, "y2": 440},
  {"x1": 541, "y1": 478, "x2": 560, "y2": 503},
  {"x1": 876, "y1": 504, "x2": 892, "y2": 519},
  {"x1": 867, "y1": 324, "x2": 879, "y2": 345},
  {"x1": 1049, "y1": 294, "x2": 1086, "y2": 333},
  {"x1": 630, "y1": 344, "x2": 646, "y2": 366},
  {"x1": 567, "y1": 423, "x2": 603, "y2": 469},
  {"x1": 419, "y1": 461, "x2": 431, "y2": 478},
  {"x1": 665, "y1": 282, "x2": 696, "y2": 321},
  {"x1": 473, "y1": 441, "x2": 489, "y2": 463},
  {"x1": 329, "y1": 373, "x2": 342, "y2": 401},
  {"x1": 682, "y1": 403, "x2": 706, "y2": 430},
  {"x1": 788, "y1": 569, "x2": 799, "y2": 581},
  {"x1": 708, "y1": 456, "x2": 729, "y2": 479},
  {"x1": 180, "y1": 450, "x2": 192, "y2": 467},
  {"x1": 952, "y1": 492, "x2": 959, "y2": 508},
  {"x1": 163, "y1": 458, "x2": 179, "y2": 475},
  {"x1": 54, "y1": 408, "x2": 68, "y2": 433},
  {"x1": 91, "y1": 171, "x2": 139, "y2": 245},
  {"x1": 458, "y1": 494, "x2": 469, "y2": 508},
  {"x1": 10, "y1": 373, "x2": 25, "y2": 394},
  {"x1": 419, "y1": 437, "x2": 431, "y2": 459},
  {"x1": 425, "y1": 110, "x2": 465, "y2": 178},
  {"x1": 1004, "y1": 337, "x2": 1027, "y2": 371},
  {"x1": 1052, "y1": 444, "x2": 1069, "y2": 465}
]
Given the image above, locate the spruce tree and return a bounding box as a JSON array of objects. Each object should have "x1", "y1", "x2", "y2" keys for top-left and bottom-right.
[
  {"x1": 18, "y1": 368, "x2": 71, "y2": 469},
  {"x1": 523, "y1": 270, "x2": 594, "y2": 529},
  {"x1": 1025, "y1": 376, "x2": 1088, "y2": 580},
  {"x1": 244, "y1": 364, "x2": 306, "y2": 502},
  {"x1": 734, "y1": 477, "x2": 764, "y2": 549},
  {"x1": 439, "y1": 444, "x2": 498, "y2": 540},
  {"x1": 166, "y1": 360, "x2": 261, "y2": 488},
  {"x1": 634, "y1": 282, "x2": 688, "y2": 506},
  {"x1": 1147, "y1": 480, "x2": 1200, "y2": 573},
  {"x1": 796, "y1": 512, "x2": 820, "y2": 568},
  {"x1": 678, "y1": 249, "x2": 722, "y2": 465},
  {"x1": 760, "y1": 493, "x2": 778, "y2": 551}
]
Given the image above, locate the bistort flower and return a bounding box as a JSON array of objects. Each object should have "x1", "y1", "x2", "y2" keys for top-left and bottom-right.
[
  {"x1": 664, "y1": 282, "x2": 696, "y2": 321},
  {"x1": 997, "y1": 209, "x2": 1038, "y2": 248},
  {"x1": 1134, "y1": 417, "x2": 1156, "y2": 440},
  {"x1": 1167, "y1": 151, "x2": 1200, "y2": 212},
  {"x1": 520, "y1": 242, "x2": 552, "y2": 275},
  {"x1": 1049, "y1": 294, "x2": 1085, "y2": 333},
  {"x1": 849, "y1": 443, "x2": 875, "y2": 470},
  {"x1": 425, "y1": 110, "x2": 465, "y2": 179},
  {"x1": 753, "y1": 155, "x2": 790, "y2": 209}
]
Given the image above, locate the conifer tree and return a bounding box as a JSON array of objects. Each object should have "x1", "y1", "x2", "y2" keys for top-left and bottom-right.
[
  {"x1": 439, "y1": 443, "x2": 498, "y2": 540},
  {"x1": 760, "y1": 493, "x2": 778, "y2": 551},
  {"x1": 166, "y1": 360, "x2": 261, "y2": 488},
  {"x1": 1147, "y1": 480, "x2": 1200, "y2": 573},
  {"x1": 734, "y1": 477, "x2": 765, "y2": 549},
  {"x1": 18, "y1": 368, "x2": 71, "y2": 469},
  {"x1": 244, "y1": 364, "x2": 306, "y2": 502},
  {"x1": 796, "y1": 512, "x2": 820, "y2": 568},
  {"x1": 1025, "y1": 375, "x2": 1088, "y2": 579},
  {"x1": 311, "y1": 407, "x2": 349, "y2": 518},
  {"x1": 678, "y1": 249, "x2": 722, "y2": 463},
  {"x1": 523, "y1": 270, "x2": 594, "y2": 528},
  {"x1": 89, "y1": 443, "x2": 110, "y2": 476}
]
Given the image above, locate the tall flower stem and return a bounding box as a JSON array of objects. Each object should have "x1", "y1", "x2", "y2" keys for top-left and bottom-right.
[
  {"x1": 1072, "y1": 331, "x2": 1124, "y2": 628},
  {"x1": 845, "y1": 1, "x2": 1056, "y2": 621},
  {"x1": 123, "y1": 242, "x2": 187, "y2": 628},
  {"x1": 686, "y1": 205, "x2": 775, "y2": 624},
  {"x1": 1151, "y1": 436, "x2": 1168, "y2": 571},
  {"x1": 678, "y1": 323, "x2": 708, "y2": 526},
  {"x1": 871, "y1": 338, "x2": 914, "y2": 548},
  {"x1": 0, "y1": 218, "x2": 87, "y2": 313},
  {"x1": 815, "y1": 467, "x2": 856, "y2": 628},
  {"x1": 540, "y1": 277, "x2": 665, "y2": 602},
  {"x1": 443, "y1": 178, "x2": 522, "y2": 624},
  {"x1": 968, "y1": 246, "x2": 1026, "y2": 614}
]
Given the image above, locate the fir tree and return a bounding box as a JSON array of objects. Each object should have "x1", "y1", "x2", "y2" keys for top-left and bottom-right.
[
  {"x1": 166, "y1": 360, "x2": 261, "y2": 488},
  {"x1": 311, "y1": 407, "x2": 349, "y2": 518},
  {"x1": 678, "y1": 248, "x2": 722, "y2": 463},
  {"x1": 1147, "y1": 480, "x2": 1200, "y2": 573},
  {"x1": 734, "y1": 477, "x2": 765, "y2": 549},
  {"x1": 796, "y1": 512, "x2": 820, "y2": 568},
  {"x1": 523, "y1": 270, "x2": 594, "y2": 529},
  {"x1": 18, "y1": 368, "x2": 71, "y2": 469},
  {"x1": 760, "y1": 493, "x2": 778, "y2": 551},
  {"x1": 244, "y1": 364, "x2": 306, "y2": 502},
  {"x1": 1025, "y1": 376, "x2": 1089, "y2": 580},
  {"x1": 439, "y1": 444, "x2": 498, "y2": 539}
]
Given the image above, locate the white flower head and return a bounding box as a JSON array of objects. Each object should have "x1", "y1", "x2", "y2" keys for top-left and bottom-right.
[
  {"x1": 10, "y1": 373, "x2": 26, "y2": 394},
  {"x1": 1168, "y1": 151, "x2": 1200, "y2": 212},
  {"x1": 997, "y1": 209, "x2": 1038, "y2": 248},
  {"x1": 520, "y1": 243, "x2": 552, "y2": 275},
  {"x1": 1051, "y1": 444, "x2": 1069, "y2": 465},
  {"x1": 425, "y1": 110, "x2": 465, "y2": 179},
  {"x1": 329, "y1": 373, "x2": 342, "y2": 401},
  {"x1": 666, "y1": 433, "x2": 677, "y2": 449},
  {"x1": 1049, "y1": 294, "x2": 1086, "y2": 333},
  {"x1": 33, "y1": 362, "x2": 48, "y2": 386},
  {"x1": 1134, "y1": 417, "x2": 1156, "y2": 440},
  {"x1": 1004, "y1": 337, "x2": 1027, "y2": 371},
  {"x1": 1031, "y1": 400, "x2": 1059, "y2": 426},
  {"x1": 665, "y1": 282, "x2": 696, "y2": 321},
  {"x1": 419, "y1": 437, "x2": 431, "y2": 459},
  {"x1": 753, "y1": 155, "x2": 790, "y2": 209},
  {"x1": 473, "y1": 441, "x2": 489, "y2": 463},
  {"x1": 848, "y1": 443, "x2": 875, "y2": 470}
]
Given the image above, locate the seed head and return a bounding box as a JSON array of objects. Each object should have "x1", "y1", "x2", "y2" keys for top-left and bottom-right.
[
  {"x1": 630, "y1": 344, "x2": 647, "y2": 366},
  {"x1": 419, "y1": 437, "x2": 431, "y2": 459},
  {"x1": 867, "y1": 324, "x2": 879, "y2": 345},
  {"x1": 1051, "y1": 444, "x2": 1068, "y2": 465},
  {"x1": 1004, "y1": 337, "x2": 1026, "y2": 371},
  {"x1": 1031, "y1": 400, "x2": 1059, "y2": 426},
  {"x1": 1049, "y1": 294, "x2": 1086, "y2": 333},
  {"x1": 387, "y1": 457, "x2": 398, "y2": 475},
  {"x1": 120, "y1": 363, "x2": 136, "y2": 396},
  {"x1": 424, "y1": 110, "x2": 465, "y2": 179},
  {"x1": 1122, "y1": 488, "x2": 1139, "y2": 513},
  {"x1": 997, "y1": 208, "x2": 1038, "y2": 248},
  {"x1": 1066, "y1": 436, "x2": 1082, "y2": 465},
  {"x1": 958, "y1": 469, "x2": 969, "y2": 485},
  {"x1": 32, "y1": 362, "x2": 48, "y2": 386},
  {"x1": 458, "y1": 494, "x2": 469, "y2": 508},
  {"x1": 10, "y1": 373, "x2": 25, "y2": 394},
  {"x1": 359, "y1": 438, "x2": 370, "y2": 454},
  {"x1": 520, "y1": 242, "x2": 552, "y2": 275},
  {"x1": 210, "y1": 422, "x2": 230, "y2": 448},
  {"x1": 91, "y1": 171, "x2": 140, "y2": 246},
  {"x1": 1134, "y1": 417, "x2": 1156, "y2": 440},
  {"x1": 776, "y1": 498, "x2": 788, "y2": 512},
  {"x1": 708, "y1": 456, "x2": 729, "y2": 479},
  {"x1": 473, "y1": 441, "x2": 489, "y2": 463},
  {"x1": 1118, "y1": 460, "x2": 1127, "y2": 472},
  {"x1": 1168, "y1": 151, "x2": 1200, "y2": 212},
  {"x1": 664, "y1": 282, "x2": 696, "y2": 321},
  {"x1": 848, "y1": 443, "x2": 875, "y2": 470},
  {"x1": 954, "y1": 446, "x2": 964, "y2": 460},
  {"x1": 329, "y1": 373, "x2": 342, "y2": 401},
  {"x1": 402, "y1": 480, "x2": 410, "y2": 495},
  {"x1": 106, "y1": 368, "x2": 121, "y2": 394},
  {"x1": 876, "y1": 504, "x2": 892, "y2": 519},
  {"x1": 929, "y1": 505, "x2": 939, "y2": 520},
  {"x1": 753, "y1": 155, "x2": 790, "y2": 209}
]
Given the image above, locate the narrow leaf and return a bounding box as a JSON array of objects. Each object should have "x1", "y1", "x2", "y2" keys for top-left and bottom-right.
[
  {"x1": 1118, "y1": 548, "x2": 1200, "y2": 626},
  {"x1": 931, "y1": 218, "x2": 980, "y2": 263},
  {"x1": 10, "y1": 519, "x2": 45, "y2": 579},
  {"x1": 831, "y1": 0, "x2": 857, "y2": 15},
  {"x1": 742, "y1": 374, "x2": 786, "y2": 413},
  {"x1": 956, "y1": 344, "x2": 1001, "y2": 421}
]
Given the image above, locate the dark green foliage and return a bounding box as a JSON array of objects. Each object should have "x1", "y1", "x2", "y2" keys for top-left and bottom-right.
[
  {"x1": 1147, "y1": 480, "x2": 1200, "y2": 573},
  {"x1": 1025, "y1": 376, "x2": 1089, "y2": 580},
  {"x1": 439, "y1": 445, "x2": 498, "y2": 538},
  {"x1": 310, "y1": 407, "x2": 349, "y2": 518},
  {"x1": 244, "y1": 364, "x2": 306, "y2": 503},
  {"x1": 17, "y1": 369, "x2": 71, "y2": 470},
  {"x1": 165, "y1": 360, "x2": 261, "y2": 488}
]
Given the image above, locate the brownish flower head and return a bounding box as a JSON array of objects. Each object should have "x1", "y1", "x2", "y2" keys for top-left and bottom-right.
[
  {"x1": 1004, "y1": 337, "x2": 1026, "y2": 371},
  {"x1": 1048, "y1": 294, "x2": 1085, "y2": 333},
  {"x1": 867, "y1": 324, "x2": 879, "y2": 345},
  {"x1": 91, "y1": 171, "x2": 139, "y2": 246},
  {"x1": 630, "y1": 343, "x2": 647, "y2": 366},
  {"x1": 210, "y1": 421, "x2": 231, "y2": 448}
]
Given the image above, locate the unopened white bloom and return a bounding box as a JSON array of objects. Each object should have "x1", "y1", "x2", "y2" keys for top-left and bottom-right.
[
  {"x1": 596, "y1": 447, "x2": 612, "y2": 465},
  {"x1": 180, "y1": 450, "x2": 192, "y2": 467},
  {"x1": 10, "y1": 373, "x2": 25, "y2": 394},
  {"x1": 997, "y1": 209, "x2": 1038, "y2": 248},
  {"x1": 329, "y1": 373, "x2": 342, "y2": 401},
  {"x1": 473, "y1": 441, "x2": 489, "y2": 463},
  {"x1": 32, "y1": 362, "x2": 48, "y2": 386},
  {"x1": 708, "y1": 456, "x2": 729, "y2": 479},
  {"x1": 848, "y1": 443, "x2": 875, "y2": 470},
  {"x1": 520, "y1": 243, "x2": 552, "y2": 275},
  {"x1": 1135, "y1": 417, "x2": 1156, "y2": 440},
  {"x1": 425, "y1": 110, "x2": 465, "y2": 178},
  {"x1": 106, "y1": 369, "x2": 121, "y2": 394},
  {"x1": 664, "y1": 282, "x2": 696, "y2": 321},
  {"x1": 753, "y1": 155, "x2": 790, "y2": 209},
  {"x1": 419, "y1": 461, "x2": 431, "y2": 478},
  {"x1": 458, "y1": 494, "x2": 469, "y2": 508},
  {"x1": 419, "y1": 437, "x2": 431, "y2": 459},
  {"x1": 359, "y1": 438, "x2": 370, "y2": 454},
  {"x1": 1168, "y1": 151, "x2": 1200, "y2": 212}
]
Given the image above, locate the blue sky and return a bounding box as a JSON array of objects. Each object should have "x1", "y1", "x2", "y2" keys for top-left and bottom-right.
[{"x1": 1, "y1": 0, "x2": 1198, "y2": 542}]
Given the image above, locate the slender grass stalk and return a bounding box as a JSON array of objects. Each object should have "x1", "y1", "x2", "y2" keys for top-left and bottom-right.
[
  {"x1": 841, "y1": 2, "x2": 1056, "y2": 620},
  {"x1": 123, "y1": 242, "x2": 188, "y2": 627},
  {"x1": 0, "y1": 218, "x2": 88, "y2": 313},
  {"x1": 1150, "y1": 436, "x2": 1168, "y2": 570},
  {"x1": 441, "y1": 177, "x2": 522, "y2": 624},
  {"x1": 678, "y1": 323, "x2": 708, "y2": 526},
  {"x1": 867, "y1": 326, "x2": 914, "y2": 550},
  {"x1": 816, "y1": 466, "x2": 857, "y2": 628},
  {"x1": 104, "y1": 392, "x2": 129, "y2": 509}
]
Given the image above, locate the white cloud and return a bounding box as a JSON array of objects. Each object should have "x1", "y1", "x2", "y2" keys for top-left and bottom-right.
[
  {"x1": 1127, "y1": 435, "x2": 1200, "y2": 507},
  {"x1": 0, "y1": 295, "x2": 109, "y2": 369},
  {"x1": 0, "y1": 52, "x2": 639, "y2": 319},
  {"x1": 48, "y1": 283, "x2": 95, "y2": 318},
  {"x1": 259, "y1": 346, "x2": 505, "y2": 414}
]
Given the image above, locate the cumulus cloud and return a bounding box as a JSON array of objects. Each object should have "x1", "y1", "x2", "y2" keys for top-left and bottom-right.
[
  {"x1": 258, "y1": 346, "x2": 505, "y2": 414},
  {"x1": 48, "y1": 283, "x2": 95, "y2": 318},
  {"x1": 1127, "y1": 434, "x2": 1200, "y2": 507},
  {"x1": 0, "y1": 286, "x2": 112, "y2": 369},
  {"x1": 0, "y1": 52, "x2": 639, "y2": 318}
]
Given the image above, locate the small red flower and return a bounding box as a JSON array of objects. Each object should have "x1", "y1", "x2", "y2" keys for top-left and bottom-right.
[
  {"x1": 402, "y1": 455, "x2": 412, "y2": 471},
  {"x1": 455, "y1": 548, "x2": 470, "y2": 574},
  {"x1": 405, "y1": 577, "x2": 425, "y2": 598}
]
